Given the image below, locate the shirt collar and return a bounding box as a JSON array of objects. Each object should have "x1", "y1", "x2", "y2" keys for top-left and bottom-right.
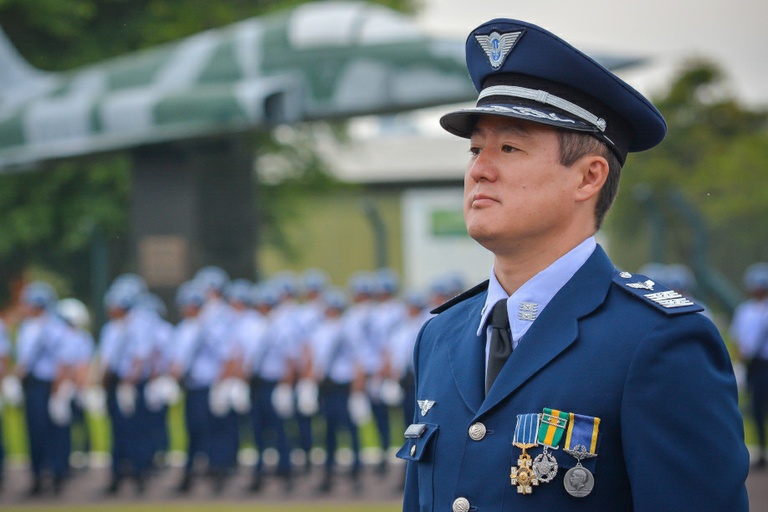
[{"x1": 477, "y1": 237, "x2": 597, "y2": 340}]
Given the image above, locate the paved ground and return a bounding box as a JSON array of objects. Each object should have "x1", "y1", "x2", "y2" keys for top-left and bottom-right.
[
  {"x1": 1, "y1": 453, "x2": 766, "y2": 508},
  {"x1": 0, "y1": 454, "x2": 406, "y2": 507}
]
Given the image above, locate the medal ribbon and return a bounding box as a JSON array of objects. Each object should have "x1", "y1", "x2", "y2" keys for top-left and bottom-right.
[
  {"x1": 563, "y1": 412, "x2": 600, "y2": 455},
  {"x1": 537, "y1": 408, "x2": 569, "y2": 449},
  {"x1": 513, "y1": 413, "x2": 540, "y2": 448}
]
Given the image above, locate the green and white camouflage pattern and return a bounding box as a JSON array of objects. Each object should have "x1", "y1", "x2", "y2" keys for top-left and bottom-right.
[
  {"x1": 0, "y1": 2, "x2": 476, "y2": 170},
  {"x1": 0, "y1": 1, "x2": 644, "y2": 172}
]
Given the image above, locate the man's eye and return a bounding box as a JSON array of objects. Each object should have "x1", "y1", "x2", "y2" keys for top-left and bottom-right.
[
  {"x1": 501, "y1": 144, "x2": 517, "y2": 153},
  {"x1": 469, "y1": 147, "x2": 481, "y2": 156}
]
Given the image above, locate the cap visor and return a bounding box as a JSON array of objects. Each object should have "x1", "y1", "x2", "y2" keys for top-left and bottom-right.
[{"x1": 440, "y1": 104, "x2": 595, "y2": 138}]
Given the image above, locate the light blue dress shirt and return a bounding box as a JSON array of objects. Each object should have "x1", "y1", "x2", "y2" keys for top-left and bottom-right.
[{"x1": 477, "y1": 236, "x2": 597, "y2": 372}]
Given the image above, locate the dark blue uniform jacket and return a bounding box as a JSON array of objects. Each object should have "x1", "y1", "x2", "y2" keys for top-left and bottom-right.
[{"x1": 400, "y1": 246, "x2": 749, "y2": 511}]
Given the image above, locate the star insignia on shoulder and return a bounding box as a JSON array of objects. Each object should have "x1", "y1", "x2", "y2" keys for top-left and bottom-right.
[
  {"x1": 417, "y1": 399, "x2": 435, "y2": 416},
  {"x1": 475, "y1": 30, "x2": 523, "y2": 68}
]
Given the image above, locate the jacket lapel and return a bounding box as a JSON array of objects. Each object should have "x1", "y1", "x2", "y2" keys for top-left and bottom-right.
[
  {"x1": 478, "y1": 245, "x2": 616, "y2": 416},
  {"x1": 445, "y1": 290, "x2": 488, "y2": 414}
]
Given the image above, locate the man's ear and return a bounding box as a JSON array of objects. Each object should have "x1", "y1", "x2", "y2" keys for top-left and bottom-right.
[{"x1": 574, "y1": 155, "x2": 609, "y2": 203}]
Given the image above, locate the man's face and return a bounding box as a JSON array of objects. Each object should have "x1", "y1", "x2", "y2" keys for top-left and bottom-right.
[{"x1": 464, "y1": 116, "x2": 583, "y2": 256}]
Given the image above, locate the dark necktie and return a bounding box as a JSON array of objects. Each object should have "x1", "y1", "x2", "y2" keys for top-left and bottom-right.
[{"x1": 485, "y1": 299, "x2": 512, "y2": 394}]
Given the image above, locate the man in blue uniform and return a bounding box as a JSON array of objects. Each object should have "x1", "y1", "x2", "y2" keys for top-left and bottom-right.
[
  {"x1": 98, "y1": 279, "x2": 155, "y2": 495},
  {"x1": 398, "y1": 18, "x2": 749, "y2": 512},
  {"x1": 15, "y1": 282, "x2": 74, "y2": 496},
  {"x1": 309, "y1": 288, "x2": 366, "y2": 494},
  {"x1": 731, "y1": 262, "x2": 768, "y2": 469}
]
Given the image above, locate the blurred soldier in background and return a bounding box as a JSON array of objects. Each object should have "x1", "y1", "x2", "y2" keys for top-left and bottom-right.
[
  {"x1": 169, "y1": 280, "x2": 208, "y2": 493},
  {"x1": 293, "y1": 269, "x2": 330, "y2": 473},
  {"x1": 136, "y1": 292, "x2": 174, "y2": 469},
  {"x1": 310, "y1": 287, "x2": 366, "y2": 494},
  {"x1": 366, "y1": 268, "x2": 406, "y2": 474},
  {"x1": 731, "y1": 262, "x2": 768, "y2": 469},
  {"x1": 14, "y1": 281, "x2": 74, "y2": 496},
  {"x1": 390, "y1": 291, "x2": 431, "y2": 432},
  {"x1": 175, "y1": 266, "x2": 240, "y2": 494},
  {"x1": 0, "y1": 316, "x2": 11, "y2": 490},
  {"x1": 244, "y1": 279, "x2": 294, "y2": 493},
  {"x1": 98, "y1": 277, "x2": 155, "y2": 494},
  {"x1": 56, "y1": 298, "x2": 95, "y2": 469}
]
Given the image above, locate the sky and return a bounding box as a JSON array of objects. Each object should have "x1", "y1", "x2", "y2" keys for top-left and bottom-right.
[{"x1": 414, "y1": 0, "x2": 768, "y2": 108}]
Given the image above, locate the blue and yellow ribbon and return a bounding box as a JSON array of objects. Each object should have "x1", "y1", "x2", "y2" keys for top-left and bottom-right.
[{"x1": 563, "y1": 412, "x2": 600, "y2": 456}]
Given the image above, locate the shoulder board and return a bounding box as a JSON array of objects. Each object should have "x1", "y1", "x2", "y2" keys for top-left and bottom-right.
[
  {"x1": 612, "y1": 270, "x2": 704, "y2": 315},
  {"x1": 430, "y1": 280, "x2": 489, "y2": 315}
]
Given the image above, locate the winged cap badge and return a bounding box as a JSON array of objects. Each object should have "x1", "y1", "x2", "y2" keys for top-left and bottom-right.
[
  {"x1": 475, "y1": 31, "x2": 524, "y2": 69},
  {"x1": 417, "y1": 399, "x2": 436, "y2": 416}
]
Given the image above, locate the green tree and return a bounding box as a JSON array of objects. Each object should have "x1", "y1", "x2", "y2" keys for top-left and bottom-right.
[{"x1": 606, "y1": 60, "x2": 768, "y2": 312}]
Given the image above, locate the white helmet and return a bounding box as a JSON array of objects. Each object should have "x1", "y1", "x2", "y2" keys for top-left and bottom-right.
[{"x1": 57, "y1": 298, "x2": 90, "y2": 330}]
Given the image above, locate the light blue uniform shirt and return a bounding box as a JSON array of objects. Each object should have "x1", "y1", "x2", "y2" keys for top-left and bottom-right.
[
  {"x1": 172, "y1": 315, "x2": 219, "y2": 388},
  {"x1": 366, "y1": 297, "x2": 407, "y2": 374},
  {"x1": 249, "y1": 304, "x2": 297, "y2": 382},
  {"x1": 63, "y1": 324, "x2": 95, "y2": 365},
  {"x1": 344, "y1": 300, "x2": 373, "y2": 372},
  {"x1": 311, "y1": 315, "x2": 362, "y2": 384},
  {"x1": 477, "y1": 237, "x2": 597, "y2": 373},
  {"x1": 731, "y1": 298, "x2": 768, "y2": 360},
  {"x1": 98, "y1": 310, "x2": 154, "y2": 379},
  {"x1": 390, "y1": 309, "x2": 432, "y2": 379},
  {"x1": 16, "y1": 312, "x2": 73, "y2": 381},
  {"x1": 230, "y1": 308, "x2": 268, "y2": 366}
]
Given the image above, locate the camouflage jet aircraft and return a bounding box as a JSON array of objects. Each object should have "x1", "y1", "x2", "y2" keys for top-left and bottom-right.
[
  {"x1": 0, "y1": 1, "x2": 481, "y2": 170},
  {"x1": 0, "y1": 1, "x2": 644, "y2": 172}
]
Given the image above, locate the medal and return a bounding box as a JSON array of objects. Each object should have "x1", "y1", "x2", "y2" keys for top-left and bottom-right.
[
  {"x1": 562, "y1": 412, "x2": 600, "y2": 498},
  {"x1": 533, "y1": 408, "x2": 569, "y2": 483},
  {"x1": 510, "y1": 413, "x2": 540, "y2": 494}
]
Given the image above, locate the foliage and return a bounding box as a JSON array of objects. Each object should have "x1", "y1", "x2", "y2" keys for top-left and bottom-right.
[
  {"x1": 253, "y1": 122, "x2": 358, "y2": 264},
  {"x1": 0, "y1": 0, "x2": 415, "y2": 70},
  {"x1": 0, "y1": 156, "x2": 131, "y2": 306},
  {"x1": 606, "y1": 59, "x2": 768, "y2": 311}
]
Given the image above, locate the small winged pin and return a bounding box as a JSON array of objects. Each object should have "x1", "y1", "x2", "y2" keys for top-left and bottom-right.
[
  {"x1": 475, "y1": 31, "x2": 523, "y2": 68},
  {"x1": 417, "y1": 399, "x2": 435, "y2": 416},
  {"x1": 627, "y1": 279, "x2": 656, "y2": 291}
]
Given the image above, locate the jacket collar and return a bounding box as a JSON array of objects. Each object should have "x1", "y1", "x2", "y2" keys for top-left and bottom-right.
[{"x1": 445, "y1": 245, "x2": 616, "y2": 416}]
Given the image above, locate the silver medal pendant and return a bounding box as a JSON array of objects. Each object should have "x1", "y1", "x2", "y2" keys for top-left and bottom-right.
[
  {"x1": 532, "y1": 447, "x2": 558, "y2": 483},
  {"x1": 563, "y1": 463, "x2": 594, "y2": 498}
]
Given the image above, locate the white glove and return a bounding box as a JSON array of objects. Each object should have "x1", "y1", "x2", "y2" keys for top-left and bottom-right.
[
  {"x1": 81, "y1": 386, "x2": 107, "y2": 416},
  {"x1": 209, "y1": 381, "x2": 230, "y2": 417},
  {"x1": 296, "y1": 379, "x2": 319, "y2": 416},
  {"x1": 348, "y1": 391, "x2": 372, "y2": 426},
  {"x1": 49, "y1": 394, "x2": 72, "y2": 426},
  {"x1": 271, "y1": 382, "x2": 295, "y2": 419},
  {"x1": 380, "y1": 378, "x2": 404, "y2": 406},
  {"x1": 2, "y1": 375, "x2": 24, "y2": 406},
  {"x1": 116, "y1": 382, "x2": 137, "y2": 417},
  {"x1": 226, "y1": 378, "x2": 251, "y2": 414}
]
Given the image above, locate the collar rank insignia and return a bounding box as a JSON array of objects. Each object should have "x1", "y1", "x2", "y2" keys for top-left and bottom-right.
[
  {"x1": 417, "y1": 399, "x2": 435, "y2": 416},
  {"x1": 475, "y1": 30, "x2": 524, "y2": 69},
  {"x1": 627, "y1": 279, "x2": 655, "y2": 291}
]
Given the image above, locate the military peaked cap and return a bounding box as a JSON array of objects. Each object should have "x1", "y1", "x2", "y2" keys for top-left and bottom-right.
[{"x1": 440, "y1": 19, "x2": 667, "y2": 164}]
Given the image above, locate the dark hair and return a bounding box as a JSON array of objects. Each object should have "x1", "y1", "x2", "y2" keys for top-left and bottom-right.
[{"x1": 557, "y1": 130, "x2": 622, "y2": 230}]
